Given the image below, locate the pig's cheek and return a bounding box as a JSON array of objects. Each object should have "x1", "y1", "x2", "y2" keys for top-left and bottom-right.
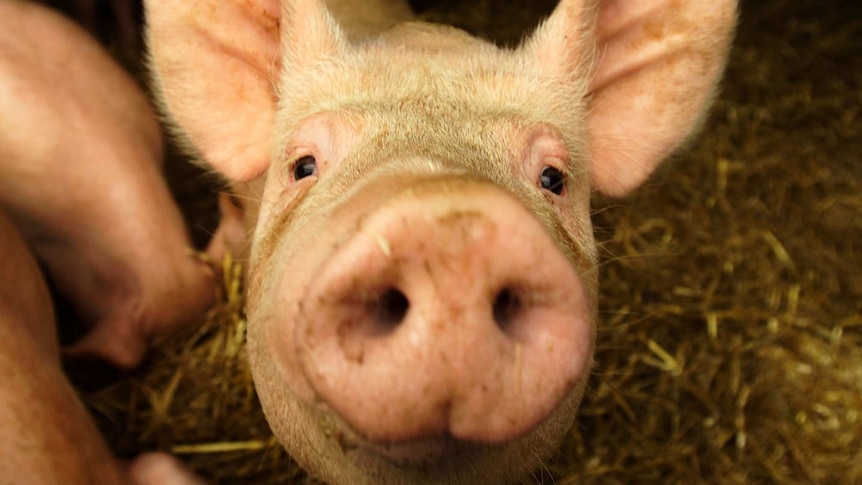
[
  {"x1": 254, "y1": 172, "x2": 287, "y2": 229},
  {"x1": 253, "y1": 255, "x2": 320, "y2": 405},
  {"x1": 254, "y1": 171, "x2": 319, "y2": 232},
  {"x1": 551, "y1": 193, "x2": 597, "y2": 279}
]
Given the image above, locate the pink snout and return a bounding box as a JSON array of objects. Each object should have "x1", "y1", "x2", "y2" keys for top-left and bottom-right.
[{"x1": 296, "y1": 185, "x2": 593, "y2": 444}]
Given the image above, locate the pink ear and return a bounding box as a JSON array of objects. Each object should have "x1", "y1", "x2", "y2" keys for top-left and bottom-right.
[
  {"x1": 279, "y1": 0, "x2": 347, "y2": 71},
  {"x1": 534, "y1": 0, "x2": 737, "y2": 196},
  {"x1": 146, "y1": 0, "x2": 346, "y2": 182},
  {"x1": 146, "y1": 0, "x2": 281, "y2": 182}
]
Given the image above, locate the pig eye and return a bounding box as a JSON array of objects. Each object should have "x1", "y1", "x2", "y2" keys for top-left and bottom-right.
[
  {"x1": 292, "y1": 155, "x2": 318, "y2": 181},
  {"x1": 540, "y1": 166, "x2": 566, "y2": 195}
]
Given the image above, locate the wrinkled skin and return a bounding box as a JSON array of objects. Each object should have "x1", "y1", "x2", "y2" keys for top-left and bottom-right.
[
  {"x1": 147, "y1": 0, "x2": 738, "y2": 484},
  {"x1": 0, "y1": 0, "x2": 214, "y2": 482}
]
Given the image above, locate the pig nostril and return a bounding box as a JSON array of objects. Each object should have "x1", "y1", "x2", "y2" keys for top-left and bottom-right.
[
  {"x1": 492, "y1": 287, "x2": 522, "y2": 329},
  {"x1": 374, "y1": 288, "x2": 410, "y2": 328}
]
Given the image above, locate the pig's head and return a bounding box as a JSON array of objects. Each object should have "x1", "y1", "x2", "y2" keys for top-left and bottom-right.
[{"x1": 146, "y1": 0, "x2": 736, "y2": 483}]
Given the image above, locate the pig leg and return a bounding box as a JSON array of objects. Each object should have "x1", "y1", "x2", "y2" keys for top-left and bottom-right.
[
  {"x1": 0, "y1": 0, "x2": 216, "y2": 368},
  {"x1": 0, "y1": 210, "x2": 205, "y2": 484}
]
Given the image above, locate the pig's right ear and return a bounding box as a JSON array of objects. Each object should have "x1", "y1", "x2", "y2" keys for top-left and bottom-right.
[
  {"x1": 145, "y1": 0, "x2": 344, "y2": 182},
  {"x1": 527, "y1": 0, "x2": 737, "y2": 197}
]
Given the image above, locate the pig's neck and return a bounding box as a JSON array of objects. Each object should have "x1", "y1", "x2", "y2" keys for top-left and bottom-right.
[{"x1": 323, "y1": 0, "x2": 415, "y2": 40}]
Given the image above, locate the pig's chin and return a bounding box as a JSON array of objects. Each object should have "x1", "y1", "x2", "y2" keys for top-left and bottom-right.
[
  {"x1": 250, "y1": 343, "x2": 586, "y2": 485},
  {"x1": 281, "y1": 379, "x2": 586, "y2": 485},
  {"x1": 314, "y1": 375, "x2": 586, "y2": 485},
  {"x1": 338, "y1": 428, "x2": 492, "y2": 469}
]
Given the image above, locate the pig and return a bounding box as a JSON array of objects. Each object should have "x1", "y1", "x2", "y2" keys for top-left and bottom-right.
[
  {"x1": 0, "y1": 0, "x2": 214, "y2": 482},
  {"x1": 0, "y1": 0, "x2": 215, "y2": 368},
  {"x1": 146, "y1": 0, "x2": 737, "y2": 483}
]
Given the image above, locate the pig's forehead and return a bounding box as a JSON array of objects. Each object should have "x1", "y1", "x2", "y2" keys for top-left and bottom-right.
[
  {"x1": 341, "y1": 101, "x2": 529, "y2": 143},
  {"x1": 274, "y1": 38, "x2": 590, "y2": 147},
  {"x1": 276, "y1": 98, "x2": 587, "y2": 188}
]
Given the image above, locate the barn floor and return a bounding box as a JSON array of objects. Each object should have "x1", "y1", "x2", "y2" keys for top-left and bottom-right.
[{"x1": 61, "y1": 0, "x2": 861, "y2": 483}]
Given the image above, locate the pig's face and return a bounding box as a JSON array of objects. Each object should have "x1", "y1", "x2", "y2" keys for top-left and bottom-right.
[
  {"x1": 245, "y1": 29, "x2": 598, "y2": 482},
  {"x1": 146, "y1": 0, "x2": 737, "y2": 483}
]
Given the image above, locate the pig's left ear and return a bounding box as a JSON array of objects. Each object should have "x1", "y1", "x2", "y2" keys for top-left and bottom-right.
[
  {"x1": 528, "y1": 0, "x2": 738, "y2": 196},
  {"x1": 146, "y1": 0, "x2": 344, "y2": 182}
]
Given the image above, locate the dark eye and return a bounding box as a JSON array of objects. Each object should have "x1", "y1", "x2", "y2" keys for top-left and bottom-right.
[
  {"x1": 293, "y1": 155, "x2": 318, "y2": 180},
  {"x1": 540, "y1": 166, "x2": 566, "y2": 195}
]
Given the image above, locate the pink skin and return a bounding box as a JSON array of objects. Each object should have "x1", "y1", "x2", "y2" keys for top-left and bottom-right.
[
  {"x1": 0, "y1": 1, "x2": 213, "y2": 482},
  {"x1": 0, "y1": 0, "x2": 216, "y2": 369},
  {"x1": 147, "y1": 0, "x2": 737, "y2": 483},
  {"x1": 0, "y1": 211, "x2": 204, "y2": 484}
]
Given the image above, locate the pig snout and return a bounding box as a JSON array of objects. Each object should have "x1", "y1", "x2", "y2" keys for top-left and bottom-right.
[{"x1": 295, "y1": 183, "x2": 593, "y2": 445}]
